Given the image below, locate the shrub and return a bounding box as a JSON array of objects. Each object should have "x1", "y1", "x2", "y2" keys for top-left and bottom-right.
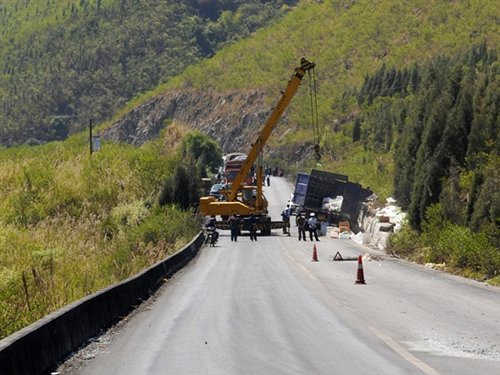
[
  {"x1": 387, "y1": 204, "x2": 500, "y2": 281},
  {"x1": 158, "y1": 177, "x2": 174, "y2": 206},
  {"x1": 387, "y1": 224, "x2": 421, "y2": 259}
]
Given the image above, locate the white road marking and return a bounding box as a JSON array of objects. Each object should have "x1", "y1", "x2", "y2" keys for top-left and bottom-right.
[{"x1": 369, "y1": 325, "x2": 441, "y2": 375}]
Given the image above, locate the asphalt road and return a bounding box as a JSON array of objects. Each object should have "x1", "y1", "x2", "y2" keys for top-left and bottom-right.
[{"x1": 62, "y1": 176, "x2": 500, "y2": 375}]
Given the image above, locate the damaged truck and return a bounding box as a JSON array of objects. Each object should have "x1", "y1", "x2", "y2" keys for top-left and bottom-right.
[{"x1": 292, "y1": 169, "x2": 373, "y2": 233}]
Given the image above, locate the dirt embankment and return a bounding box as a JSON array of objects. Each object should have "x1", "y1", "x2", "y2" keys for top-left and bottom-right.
[
  {"x1": 103, "y1": 89, "x2": 271, "y2": 151},
  {"x1": 102, "y1": 88, "x2": 315, "y2": 163}
]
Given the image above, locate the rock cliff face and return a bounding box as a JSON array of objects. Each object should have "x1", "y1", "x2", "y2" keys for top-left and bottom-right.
[{"x1": 103, "y1": 89, "x2": 278, "y2": 153}]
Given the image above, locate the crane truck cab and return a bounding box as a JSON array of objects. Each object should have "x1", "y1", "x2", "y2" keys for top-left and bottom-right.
[
  {"x1": 199, "y1": 186, "x2": 271, "y2": 235},
  {"x1": 200, "y1": 186, "x2": 268, "y2": 216}
]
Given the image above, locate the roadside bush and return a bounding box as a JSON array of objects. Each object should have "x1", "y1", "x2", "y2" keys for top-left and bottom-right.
[
  {"x1": 426, "y1": 223, "x2": 500, "y2": 278},
  {"x1": 158, "y1": 177, "x2": 175, "y2": 206},
  {"x1": 0, "y1": 163, "x2": 55, "y2": 226},
  {"x1": 111, "y1": 200, "x2": 149, "y2": 227},
  {"x1": 387, "y1": 204, "x2": 500, "y2": 281},
  {"x1": 420, "y1": 204, "x2": 452, "y2": 263},
  {"x1": 0, "y1": 226, "x2": 61, "y2": 337},
  {"x1": 419, "y1": 204, "x2": 500, "y2": 277},
  {"x1": 0, "y1": 203, "x2": 201, "y2": 339},
  {"x1": 181, "y1": 131, "x2": 222, "y2": 173},
  {"x1": 386, "y1": 224, "x2": 421, "y2": 260},
  {"x1": 102, "y1": 205, "x2": 201, "y2": 279},
  {"x1": 442, "y1": 225, "x2": 480, "y2": 269},
  {"x1": 0, "y1": 269, "x2": 28, "y2": 336}
]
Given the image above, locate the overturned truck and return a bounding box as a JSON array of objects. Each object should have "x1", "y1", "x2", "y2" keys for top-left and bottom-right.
[{"x1": 292, "y1": 169, "x2": 373, "y2": 232}]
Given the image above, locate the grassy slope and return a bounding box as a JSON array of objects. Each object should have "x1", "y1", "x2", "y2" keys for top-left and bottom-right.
[
  {"x1": 172, "y1": 0, "x2": 498, "y2": 93},
  {"x1": 0, "y1": 130, "x2": 201, "y2": 338},
  {"x1": 0, "y1": 0, "x2": 109, "y2": 42},
  {"x1": 160, "y1": 0, "x2": 498, "y2": 198}
]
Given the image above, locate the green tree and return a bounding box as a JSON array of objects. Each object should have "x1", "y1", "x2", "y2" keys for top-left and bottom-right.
[
  {"x1": 352, "y1": 117, "x2": 361, "y2": 143},
  {"x1": 393, "y1": 94, "x2": 425, "y2": 209},
  {"x1": 173, "y1": 165, "x2": 192, "y2": 210},
  {"x1": 469, "y1": 152, "x2": 500, "y2": 231},
  {"x1": 439, "y1": 161, "x2": 465, "y2": 224},
  {"x1": 182, "y1": 131, "x2": 222, "y2": 173}
]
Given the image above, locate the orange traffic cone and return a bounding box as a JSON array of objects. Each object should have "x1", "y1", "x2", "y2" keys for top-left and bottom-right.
[
  {"x1": 312, "y1": 244, "x2": 319, "y2": 262},
  {"x1": 355, "y1": 255, "x2": 366, "y2": 284}
]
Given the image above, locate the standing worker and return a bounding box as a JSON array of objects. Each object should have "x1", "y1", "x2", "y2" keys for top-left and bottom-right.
[
  {"x1": 308, "y1": 213, "x2": 319, "y2": 241},
  {"x1": 281, "y1": 208, "x2": 291, "y2": 235},
  {"x1": 247, "y1": 213, "x2": 258, "y2": 241},
  {"x1": 229, "y1": 214, "x2": 240, "y2": 242},
  {"x1": 296, "y1": 214, "x2": 307, "y2": 241}
]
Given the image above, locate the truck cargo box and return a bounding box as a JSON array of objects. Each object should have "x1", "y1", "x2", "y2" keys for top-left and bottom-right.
[
  {"x1": 302, "y1": 170, "x2": 348, "y2": 210},
  {"x1": 293, "y1": 169, "x2": 372, "y2": 222},
  {"x1": 292, "y1": 173, "x2": 310, "y2": 206}
]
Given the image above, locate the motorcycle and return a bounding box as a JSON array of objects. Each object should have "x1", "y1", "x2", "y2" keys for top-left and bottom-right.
[{"x1": 204, "y1": 226, "x2": 219, "y2": 247}]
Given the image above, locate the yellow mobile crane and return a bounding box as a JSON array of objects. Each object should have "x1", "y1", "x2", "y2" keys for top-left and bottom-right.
[{"x1": 199, "y1": 57, "x2": 316, "y2": 234}]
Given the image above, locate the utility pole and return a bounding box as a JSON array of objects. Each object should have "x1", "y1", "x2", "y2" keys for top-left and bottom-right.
[{"x1": 89, "y1": 119, "x2": 93, "y2": 156}]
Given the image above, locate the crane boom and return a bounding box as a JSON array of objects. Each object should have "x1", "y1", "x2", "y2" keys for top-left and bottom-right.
[
  {"x1": 199, "y1": 57, "x2": 316, "y2": 234},
  {"x1": 227, "y1": 57, "x2": 315, "y2": 201}
]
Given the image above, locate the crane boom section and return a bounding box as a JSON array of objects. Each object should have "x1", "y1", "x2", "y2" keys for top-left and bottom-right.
[{"x1": 228, "y1": 58, "x2": 315, "y2": 201}]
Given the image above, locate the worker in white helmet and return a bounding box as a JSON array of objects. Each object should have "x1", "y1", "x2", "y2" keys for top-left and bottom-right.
[{"x1": 308, "y1": 213, "x2": 319, "y2": 241}]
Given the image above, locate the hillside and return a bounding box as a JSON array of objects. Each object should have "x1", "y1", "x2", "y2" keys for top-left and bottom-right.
[
  {"x1": 104, "y1": 0, "x2": 499, "y2": 278},
  {"x1": 0, "y1": 0, "x2": 298, "y2": 146},
  {"x1": 0, "y1": 0, "x2": 499, "y2": 339},
  {"x1": 106, "y1": 0, "x2": 499, "y2": 193}
]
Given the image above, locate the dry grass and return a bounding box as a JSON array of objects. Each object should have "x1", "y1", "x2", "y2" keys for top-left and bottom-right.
[{"x1": 0, "y1": 137, "x2": 201, "y2": 339}]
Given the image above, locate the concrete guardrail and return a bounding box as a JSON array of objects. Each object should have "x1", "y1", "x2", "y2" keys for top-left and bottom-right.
[{"x1": 0, "y1": 232, "x2": 204, "y2": 375}]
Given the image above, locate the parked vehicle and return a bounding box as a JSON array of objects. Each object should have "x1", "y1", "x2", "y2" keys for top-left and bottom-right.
[
  {"x1": 224, "y1": 155, "x2": 253, "y2": 184},
  {"x1": 223, "y1": 152, "x2": 246, "y2": 164}
]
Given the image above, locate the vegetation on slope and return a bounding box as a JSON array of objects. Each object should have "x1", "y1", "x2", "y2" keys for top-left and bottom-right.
[
  {"x1": 141, "y1": 0, "x2": 498, "y2": 196},
  {"x1": 0, "y1": 127, "x2": 221, "y2": 339},
  {"x1": 158, "y1": 0, "x2": 499, "y2": 281},
  {"x1": 354, "y1": 45, "x2": 499, "y2": 282},
  {"x1": 0, "y1": 0, "x2": 297, "y2": 146}
]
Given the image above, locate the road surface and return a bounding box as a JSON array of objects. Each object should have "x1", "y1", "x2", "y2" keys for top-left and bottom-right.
[{"x1": 59, "y1": 176, "x2": 500, "y2": 375}]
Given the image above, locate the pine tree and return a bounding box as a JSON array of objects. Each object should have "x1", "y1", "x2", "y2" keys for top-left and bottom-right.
[
  {"x1": 173, "y1": 165, "x2": 191, "y2": 210},
  {"x1": 466, "y1": 68, "x2": 497, "y2": 160},
  {"x1": 469, "y1": 152, "x2": 500, "y2": 231},
  {"x1": 443, "y1": 71, "x2": 473, "y2": 166},
  {"x1": 352, "y1": 117, "x2": 361, "y2": 142},
  {"x1": 393, "y1": 95, "x2": 425, "y2": 209},
  {"x1": 407, "y1": 89, "x2": 450, "y2": 229},
  {"x1": 439, "y1": 161, "x2": 465, "y2": 224},
  {"x1": 466, "y1": 171, "x2": 483, "y2": 225}
]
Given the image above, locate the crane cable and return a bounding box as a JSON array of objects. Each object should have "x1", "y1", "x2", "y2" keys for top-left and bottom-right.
[{"x1": 307, "y1": 67, "x2": 321, "y2": 162}]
